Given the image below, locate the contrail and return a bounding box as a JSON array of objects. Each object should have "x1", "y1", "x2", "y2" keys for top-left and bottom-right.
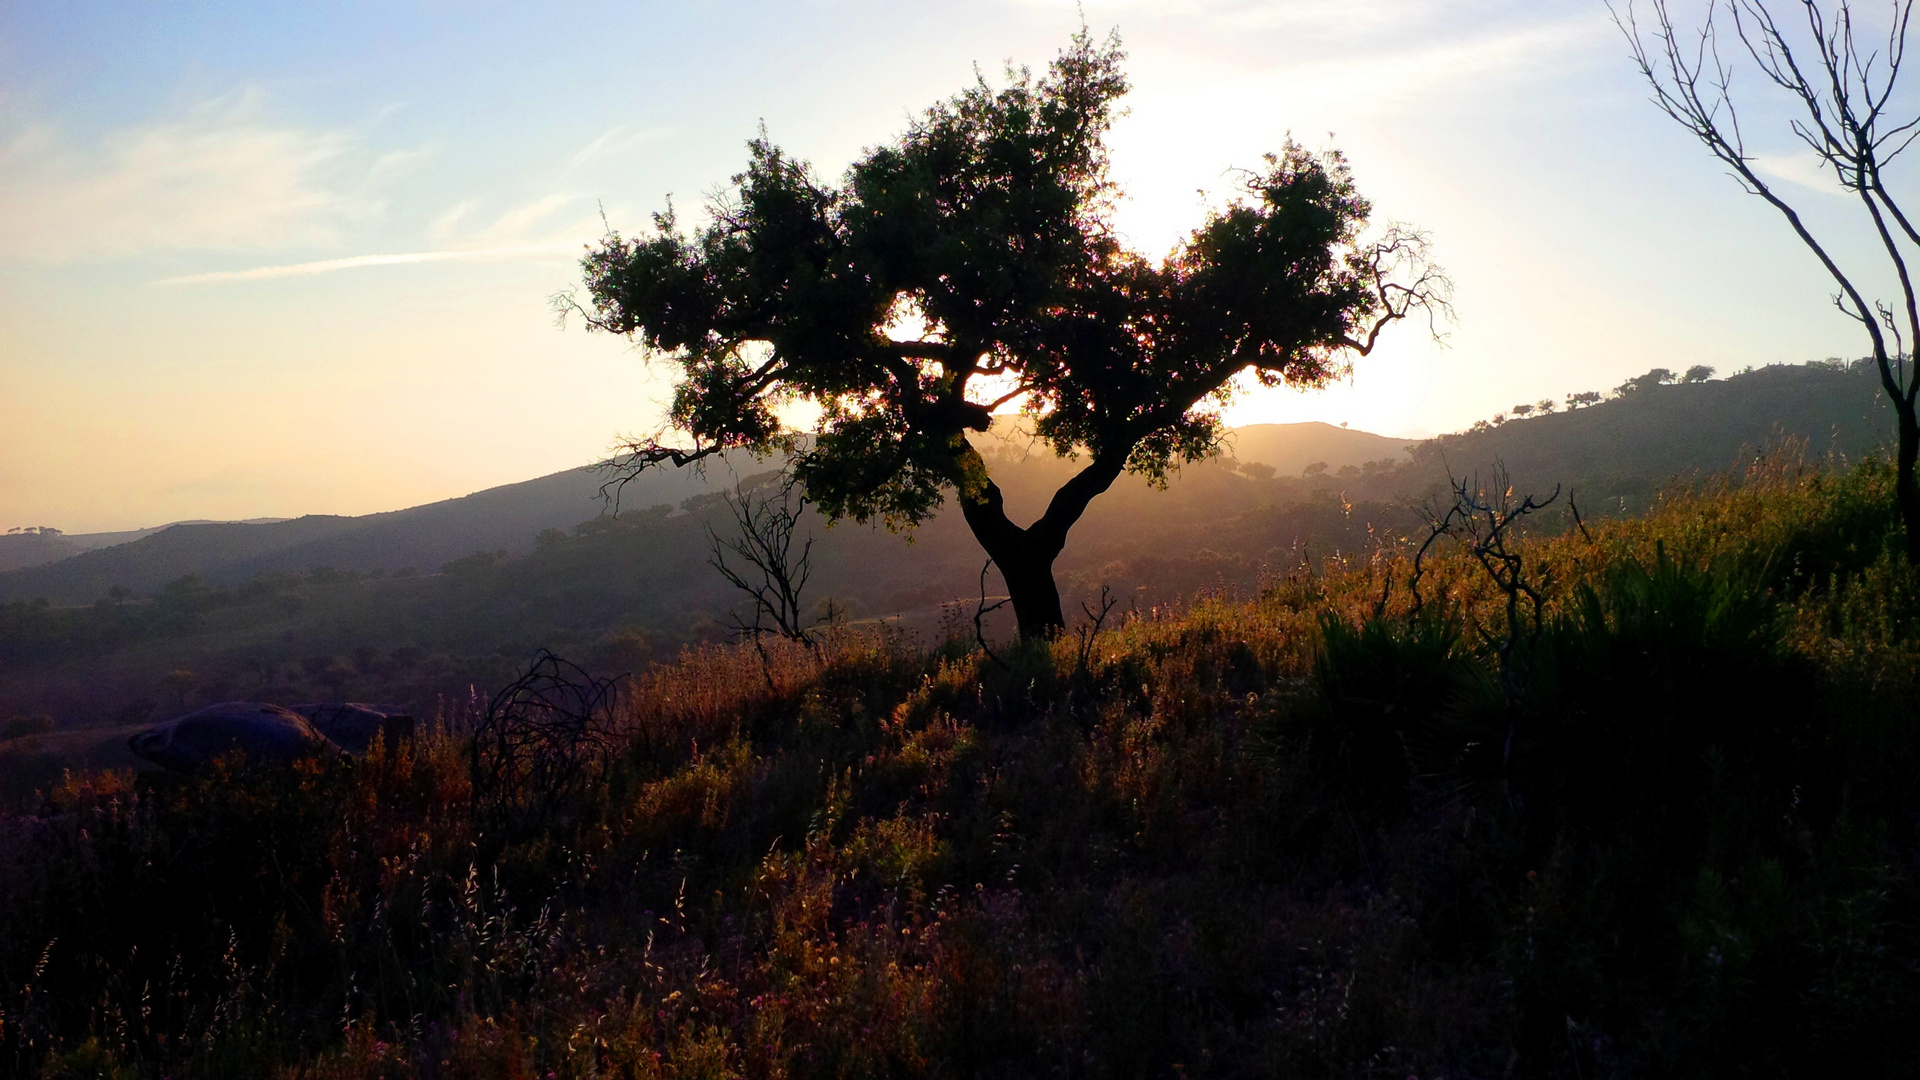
[{"x1": 149, "y1": 242, "x2": 579, "y2": 286}]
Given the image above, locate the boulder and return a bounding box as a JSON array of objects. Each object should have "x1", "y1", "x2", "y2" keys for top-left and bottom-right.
[
  {"x1": 290, "y1": 702, "x2": 414, "y2": 755},
  {"x1": 129, "y1": 702, "x2": 333, "y2": 773}
]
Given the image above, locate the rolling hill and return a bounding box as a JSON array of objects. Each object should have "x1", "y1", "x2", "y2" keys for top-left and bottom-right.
[{"x1": 0, "y1": 359, "x2": 1904, "y2": 737}]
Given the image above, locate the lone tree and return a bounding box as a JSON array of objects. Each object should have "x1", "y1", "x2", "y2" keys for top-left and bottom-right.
[
  {"x1": 566, "y1": 33, "x2": 1447, "y2": 637},
  {"x1": 1619, "y1": 0, "x2": 1920, "y2": 562}
]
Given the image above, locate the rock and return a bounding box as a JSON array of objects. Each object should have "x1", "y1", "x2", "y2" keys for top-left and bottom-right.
[
  {"x1": 289, "y1": 703, "x2": 414, "y2": 755},
  {"x1": 128, "y1": 702, "x2": 333, "y2": 773}
]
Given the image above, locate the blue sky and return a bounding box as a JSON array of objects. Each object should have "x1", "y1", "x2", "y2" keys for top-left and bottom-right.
[{"x1": 0, "y1": 0, "x2": 1889, "y2": 531}]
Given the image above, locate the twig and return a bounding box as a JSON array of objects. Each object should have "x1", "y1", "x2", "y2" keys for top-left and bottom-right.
[{"x1": 975, "y1": 559, "x2": 1012, "y2": 670}]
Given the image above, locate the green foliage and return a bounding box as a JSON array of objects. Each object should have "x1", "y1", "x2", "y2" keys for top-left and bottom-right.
[{"x1": 571, "y1": 32, "x2": 1441, "y2": 634}]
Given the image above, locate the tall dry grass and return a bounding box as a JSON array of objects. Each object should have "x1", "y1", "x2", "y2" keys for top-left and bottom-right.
[{"x1": 3, "y1": 452, "x2": 1919, "y2": 1078}]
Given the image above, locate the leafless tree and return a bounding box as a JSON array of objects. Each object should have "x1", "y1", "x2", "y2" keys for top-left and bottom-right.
[
  {"x1": 1408, "y1": 466, "x2": 1560, "y2": 760},
  {"x1": 1617, "y1": 0, "x2": 1920, "y2": 561},
  {"x1": 471, "y1": 650, "x2": 621, "y2": 823},
  {"x1": 710, "y1": 470, "x2": 822, "y2": 645}
]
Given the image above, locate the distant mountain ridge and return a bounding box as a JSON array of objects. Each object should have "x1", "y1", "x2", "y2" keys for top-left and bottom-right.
[
  {"x1": 1386, "y1": 361, "x2": 1892, "y2": 502},
  {"x1": 0, "y1": 519, "x2": 288, "y2": 574},
  {"x1": 0, "y1": 423, "x2": 1417, "y2": 606},
  {"x1": 0, "y1": 361, "x2": 1896, "y2": 607},
  {"x1": 1222, "y1": 422, "x2": 1411, "y2": 475},
  {"x1": 0, "y1": 462, "x2": 735, "y2": 605}
]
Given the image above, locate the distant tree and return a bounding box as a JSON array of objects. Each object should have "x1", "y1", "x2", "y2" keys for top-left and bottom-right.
[
  {"x1": 107, "y1": 584, "x2": 131, "y2": 605},
  {"x1": 1536, "y1": 398, "x2": 1559, "y2": 413},
  {"x1": 1615, "y1": 367, "x2": 1678, "y2": 396},
  {"x1": 564, "y1": 32, "x2": 1447, "y2": 637},
  {"x1": 310, "y1": 658, "x2": 354, "y2": 701},
  {"x1": 1511, "y1": 403, "x2": 1535, "y2": 417},
  {"x1": 158, "y1": 669, "x2": 196, "y2": 710},
  {"x1": 1620, "y1": 0, "x2": 1920, "y2": 562},
  {"x1": 1, "y1": 715, "x2": 54, "y2": 740},
  {"x1": 441, "y1": 551, "x2": 507, "y2": 579},
  {"x1": 593, "y1": 627, "x2": 654, "y2": 675},
  {"x1": 1303, "y1": 461, "x2": 1331, "y2": 477},
  {"x1": 1566, "y1": 390, "x2": 1604, "y2": 409},
  {"x1": 1681, "y1": 363, "x2": 1716, "y2": 384},
  {"x1": 1491, "y1": 413, "x2": 1509, "y2": 426},
  {"x1": 1238, "y1": 460, "x2": 1277, "y2": 482}
]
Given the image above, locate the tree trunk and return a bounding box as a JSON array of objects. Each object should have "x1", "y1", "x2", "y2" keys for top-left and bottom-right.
[
  {"x1": 948, "y1": 436, "x2": 1128, "y2": 641},
  {"x1": 1899, "y1": 399, "x2": 1920, "y2": 566},
  {"x1": 996, "y1": 541, "x2": 1067, "y2": 639},
  {"x1": 954, "y1": 500, "x2": 1070, "y2": 640}
]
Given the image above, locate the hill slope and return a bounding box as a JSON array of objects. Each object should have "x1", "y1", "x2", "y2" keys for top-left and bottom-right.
[
  {"x1": 1372, "y1": 360, "x2": 1892, "y2": 504},
  {"x1": 1223, "y1": 420, "x2": 1411, "y2": 473},
  {"x1": 5, "y1": 460, "x2": 1917, "y2": 1076},
  {"x1": 7, "y1": 362, "x2": 1885, "y2": 606},
  {"x1": 0, "y1": 461, "x2": 726, "y2": 604},
  {"x1": 0, "y1": 422, "x2": 1401, "y2": 606},
  {"x1": 0, "y1": 360, "x2": 1906, "y2": 732}
]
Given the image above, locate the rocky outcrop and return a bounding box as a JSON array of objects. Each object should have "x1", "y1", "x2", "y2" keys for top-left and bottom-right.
[
  {"x1": 289, "y1": 702, "x2": 413, "y2": 755},
  {"x1": 128, "y1": 702, "x2": 333, "y2": 773}
]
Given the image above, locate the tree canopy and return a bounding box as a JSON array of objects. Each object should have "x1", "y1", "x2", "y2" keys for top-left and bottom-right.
[{"x1": 567, "y1": 31, "x2": 1447, "y2": 635}]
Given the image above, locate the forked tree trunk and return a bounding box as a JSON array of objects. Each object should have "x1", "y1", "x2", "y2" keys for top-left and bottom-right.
[{"x1": 951, "y1": 437, "x2": 1127, "y2": 641}]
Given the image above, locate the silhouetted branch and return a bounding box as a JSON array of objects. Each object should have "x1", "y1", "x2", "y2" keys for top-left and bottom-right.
[
  {"x1": 975, "y1": 559, "x2": 1013, "y2": 670},
  {"x1": 1568, "y1": 487, "x2": 1598, "y2": 545},
  {"x1": 597, "y1": 434, "x2": 730, "y2": 514},
  {"x1": 709, "y1": 470, "x2": 820, "y2": 647},
  {"x1": 471, "y1": 650, "x2": 622, "y2": 824},
  {"x1": 1074, "y1": 584, "x2": 1119, "y2": 680}
]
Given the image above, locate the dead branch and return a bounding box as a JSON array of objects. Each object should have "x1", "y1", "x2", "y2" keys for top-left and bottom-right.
[{"x1": 709, "y1": 470, "x2": 821, "y2": 647}]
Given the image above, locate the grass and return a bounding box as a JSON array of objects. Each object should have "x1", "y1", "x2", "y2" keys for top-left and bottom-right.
[{"x1": 3, "y1": 451, "x2": 1919, "y2": 1078}]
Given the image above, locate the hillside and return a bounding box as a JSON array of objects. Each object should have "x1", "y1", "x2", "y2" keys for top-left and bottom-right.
[
  {"x1": 0, "y1": 421, "x2": 1396, "y2": 607},
  {"x1": 1222, "y1": 420, "x2": 1411, "y2": 474},
  {"x1": 0, "y1": 520, "x2": 287, "y2": 574},
  {"x1": 1, "y1": 361, "x2": 1891, "y2": 606},
  {"x1": 0, "y1": 532, "x2": 79, "y2": 574},
  {"x1": 4, "y1": 457, "x2": 1916, "y2": 1077},
  {"x1": 0, "y1": 360, "x2": 1903, "y2": 736},
  {"x1": 0, "y1": 462, "x2": 722, "y2": 605},
  {"x1": 1373, "y1": 359, "x2": 1893, "y2": 506}
]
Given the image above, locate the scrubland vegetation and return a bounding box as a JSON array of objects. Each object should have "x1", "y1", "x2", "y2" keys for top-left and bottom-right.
[{"x1": 3, "y1": 449, "x2": 1917, "y2": 1078}]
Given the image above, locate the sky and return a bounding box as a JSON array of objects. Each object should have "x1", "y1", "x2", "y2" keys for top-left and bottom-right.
[{"x1": 0, "y1": 0, "x2": 1900, "y2": 532}]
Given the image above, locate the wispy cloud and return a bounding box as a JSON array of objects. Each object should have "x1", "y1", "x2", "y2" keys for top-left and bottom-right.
[
  {"x1": 1016, "y1": 0, "x2": 1560, "y2": 42},
  {"x1": 1013, "y1": 0, "x2": 1611, "y2": 104},
  {"x1": 0, "y1": 92, "x2": 388, "y2": 261},
  {"x1": 476, "y1": 193, "x2": 575, "y2": 242},
  {"x1": 565, "y1": 126, "x2": 675, "y2": 171},
  {"x1": 1750, "y1": 151, "x2": 1847, "y2": 196},
  {"x1": 149, "y1": 242, "x2": 578, "y2": 286}
]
